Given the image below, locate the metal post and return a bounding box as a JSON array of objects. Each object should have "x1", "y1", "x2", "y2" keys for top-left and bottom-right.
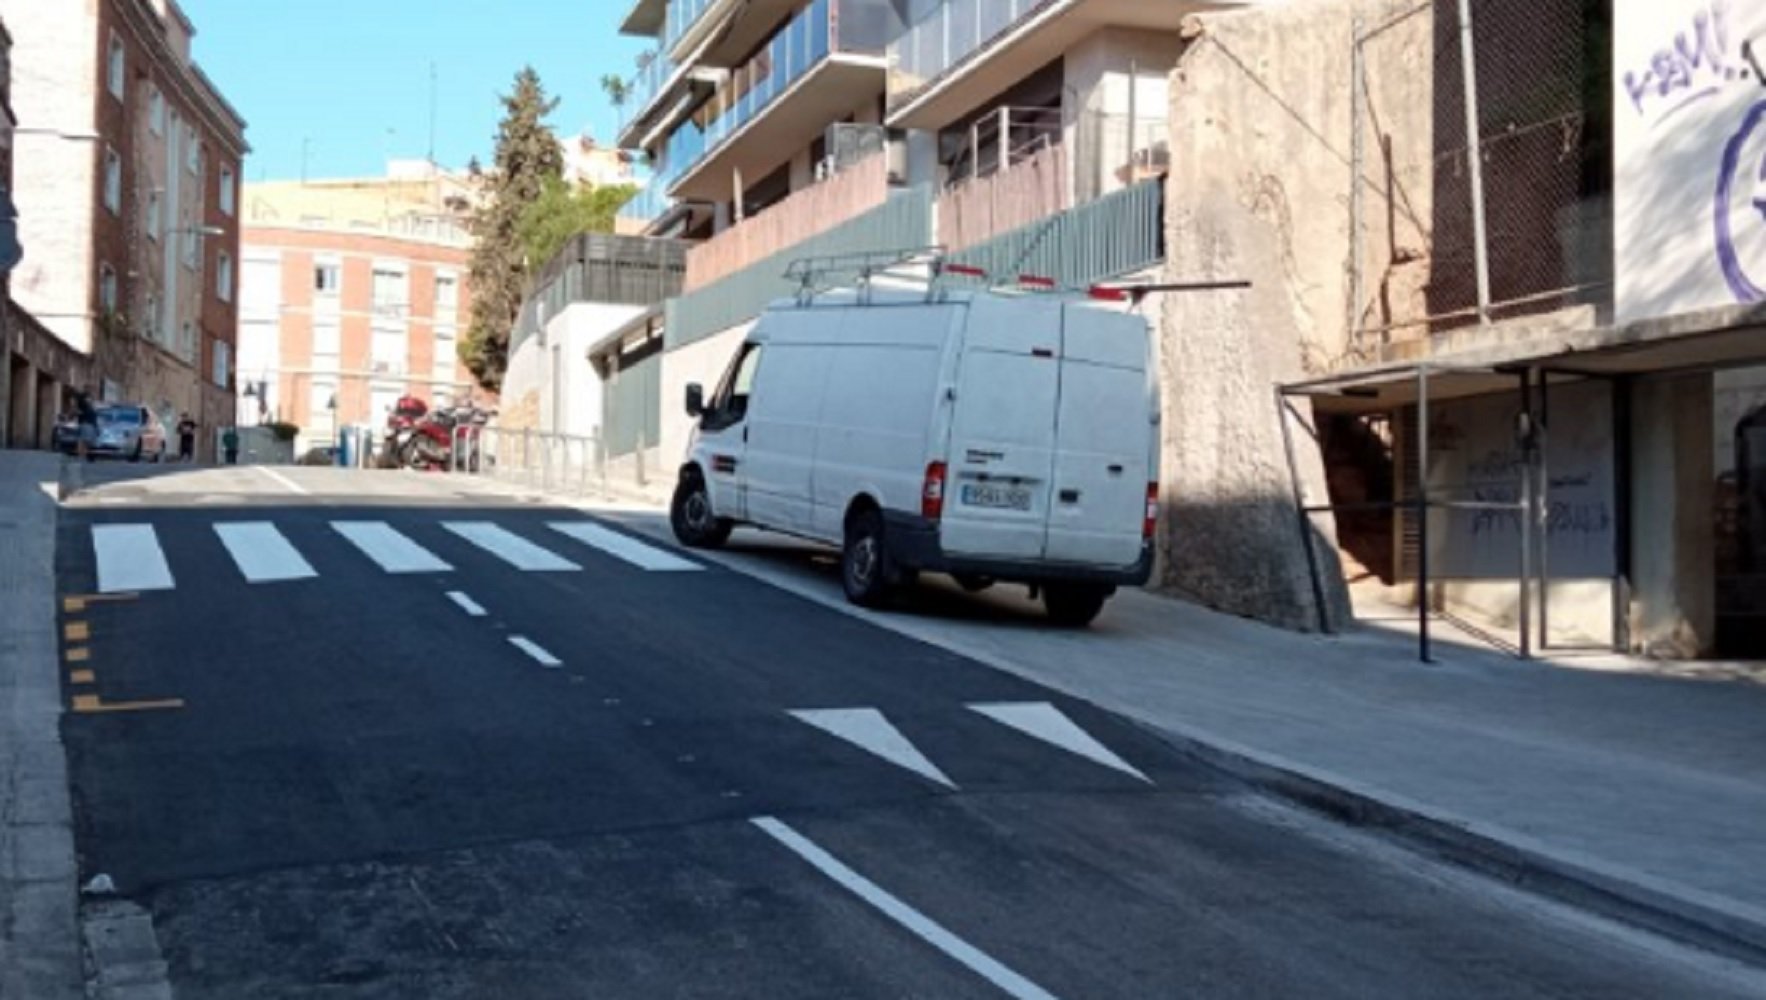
[
  {"x1": 1536, "y1": 371, "x2": 1552, "y2": 650},
  {"x1": 1349, "y1": 19, "x2": 1365, "y2": 352},
  {"x1": 1416, "y1": 365, "x2": 1433, "y2": 663},
  {"x1": 1127, "y1": 59, "x2": 1138, "y2": 185},
  {"x1": 1276, "y1": 388, "x2": 1334, "y2": 634},
  {"x1": 1455, "y1": 0, "x2": 1492, "y2": 323},
  {"x1": 636, "y1": 432, "x2": 647, "y2": 487},
  {"x1": 1612, "y1": 377, "x2": 1633, "y2": 652},
  {"x1": 1517, "y1": 369, "x2": 1534, "y2": 661}
]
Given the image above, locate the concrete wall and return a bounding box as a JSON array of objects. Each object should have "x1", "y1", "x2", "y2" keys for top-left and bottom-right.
[
  {"x1": 1631, "y1": 374, "x2": 1717, "y2": 658},
  {"x1": 500, "y1": 301, "x2": 647, "y2": 444},
  {"x1": 659, "y1": 322, "x2": 749, "y2": 477},
  {"x1": 1063, "y1": 27, "x2": 1184, "y2": 203},
  {"x1": 1154, "y1": 0, "x2": 1432, "y2": 629}
]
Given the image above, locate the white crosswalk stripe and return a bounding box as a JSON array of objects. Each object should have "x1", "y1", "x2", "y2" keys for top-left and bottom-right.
[
  {"x1": 442, "y1": 522, "x2": 579, "y2": 572},
  {"x1": 92, "y1": 524, "x2": 175, "y2": 593},
  {"x1": 332, "y1": 521, "x2": 453, "y2": 573},
  {"x1": 548, "y1": 522, "x2": 702, "y2": 572},
  {"x1": 214, "y1": 522, "x2": 317, "y2": 583}
]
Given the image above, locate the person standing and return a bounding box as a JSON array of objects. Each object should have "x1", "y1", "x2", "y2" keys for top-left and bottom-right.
[
  {"x1": 73, "y1": 388, "x2": 99, "y2": 463},
  {"x1": 176, "y1": 413, "x2": 197, "y2": 463},
  {"x1": 222, "y1": 426, "x2": 240, "y2": 465}
]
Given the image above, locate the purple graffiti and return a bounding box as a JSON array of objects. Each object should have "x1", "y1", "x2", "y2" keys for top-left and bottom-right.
[
  {"x1": 1625, "y1": 2, "x2": 1734, "y2": 119},
  {"x1": 1713, "y1": 99, "x2": 1766, "y2": 302}
]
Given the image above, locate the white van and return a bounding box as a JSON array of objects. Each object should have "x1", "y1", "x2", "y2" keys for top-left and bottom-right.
[{"x1": 670, "y1": 283, "x2": 1159, "y2": 626}]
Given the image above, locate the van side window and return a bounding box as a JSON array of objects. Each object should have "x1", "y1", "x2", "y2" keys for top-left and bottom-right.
[{"x1": 706, "y1": 344, "x2": 763, "y2": 429}]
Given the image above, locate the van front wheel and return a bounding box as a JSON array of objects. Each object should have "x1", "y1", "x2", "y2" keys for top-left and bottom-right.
[
  {"x1": 842, "y1": 509, "x2": 896, "y2": 608},
  {"x1": 1044, "y1": 585, "x2": 1110, "y2": 628},
  {"x1": 671, "y1": 473, "x2": 732, "y2": 549}
]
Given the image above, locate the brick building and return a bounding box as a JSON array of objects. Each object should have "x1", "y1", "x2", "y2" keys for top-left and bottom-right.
[
  {"x1": 2, "y1": 0, "x2": 247, "y2": 458},
  {"x1": 239, "y1": 188, "x2": 478, "y2": 456}
]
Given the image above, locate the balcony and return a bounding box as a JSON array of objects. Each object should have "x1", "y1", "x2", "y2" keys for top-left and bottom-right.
[
  {"x1": 887, "y1": 0, "x2": 1205, "y2": 130},
  {"x1": 664, "y1": 0, "x2": 902, "y2": 203},
  {"x1": 666, "y1": 0, "x2": 812, "y2": 69}
]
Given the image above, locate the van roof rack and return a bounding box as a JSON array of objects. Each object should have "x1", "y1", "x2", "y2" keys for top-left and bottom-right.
[{"x1": 785, "y1": 247, "x2": 949, "y2": 302}]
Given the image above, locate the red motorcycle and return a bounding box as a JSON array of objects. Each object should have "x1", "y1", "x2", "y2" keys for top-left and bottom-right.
[
  {"x1": 400, "y1": 402, "x2": 490, "y2": 471},
  {"x1": 380, "y1": 395, "x2": 429, "y2": 469}
]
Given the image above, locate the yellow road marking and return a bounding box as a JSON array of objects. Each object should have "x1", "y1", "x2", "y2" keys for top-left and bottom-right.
[
  {"x1": 71, "y1": 695, "x2": 184, "y2": 714},
  {"x1": 70, "y1": 669, "x2": 96, "y2": 685},
  {"x1": 64, "y1": 622, "x2": 90, "y2": 642},
  {"x1": 65, "y1": 647, "x2": 90, "y2": 663},
  {"x1": 63, "y1": 594, "x2": 138, "y2": 613}
]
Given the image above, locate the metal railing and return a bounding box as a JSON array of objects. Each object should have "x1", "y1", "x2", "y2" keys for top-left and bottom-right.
[
  {"x1": 450, "y1": 424, "x2": 657, "y2": 499},
  {"x1": 947, "y1": 175, "x2": 1164, "y2": 289},
  {"x1": 888, "y1": 0, "x2": 1059, "y2": 114}
]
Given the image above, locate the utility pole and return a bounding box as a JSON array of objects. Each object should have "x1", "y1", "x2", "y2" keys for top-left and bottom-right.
[{"x1": 428, "y1": 62, "x2": 439, "y2": 167}]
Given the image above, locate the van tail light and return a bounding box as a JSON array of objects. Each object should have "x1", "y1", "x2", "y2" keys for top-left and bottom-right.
[
  {"x1": 1143, "y1": 482, "x2": 1160, "y2": 540},
  {"x1": 944, "y1": 263, "x2": 988, "y2": 279},
  {"x1": 923, "y1": 462, "x2": 949, "y2": 521},
  {"x1": 1089, "y1": 285, "x2": 1131, "y2": 302},
  {"x1": 1019, "y1": 274, "x2": 1057, "y2": 290}
]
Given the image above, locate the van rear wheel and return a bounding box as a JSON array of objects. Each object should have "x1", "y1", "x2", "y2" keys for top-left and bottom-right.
[
  {"x1": 671, "y1": 472, "x2": 732, "y2": 549},
  {"x1": 1044, "y1": 585, "x2": 1111, "y2": 628},
  {"x1": 842, "y1": 509, "x2": 895, "y2": 608}
]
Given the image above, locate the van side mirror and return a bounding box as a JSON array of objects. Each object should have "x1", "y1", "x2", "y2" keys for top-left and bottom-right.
[{"x1": 685, "y1": 383, "x2": 705, "y2": 418}]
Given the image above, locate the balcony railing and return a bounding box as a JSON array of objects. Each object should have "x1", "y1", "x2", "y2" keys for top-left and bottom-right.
[
  {"x1": 617, "y1": 182, "x2": 676, "y2": 229},
  {"x1": 665, "y1": 0, "x2": 720, "y2": 54},
  {"x1": 662, "y1": 0, "x2": 897, "y2": 194},
  {"x1": 618, "y1": 48, "x2": 679, "y2": 140},
  {"x1": 946, "y1": 175, "x2": 1165, "y2": 289},
  {"x1": 889, "y1": 0, "x2": 1059, "y2": 114},
  {"x1": 684, "y1": 151, "x2": 890, "y2": 291}
]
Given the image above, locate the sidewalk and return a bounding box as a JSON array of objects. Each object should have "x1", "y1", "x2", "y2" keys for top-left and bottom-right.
[
  {"x1": 534, "y1": 491, "x2": 1766, "y2": 964},
  {"x1": 0, "y1": 452, "x2": 82, "y2": 1000}
]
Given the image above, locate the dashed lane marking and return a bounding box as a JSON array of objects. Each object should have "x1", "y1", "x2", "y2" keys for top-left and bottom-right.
[
  {"x1": 507, "y1": 635, "x2": 562, "y2": 668},
  {"x1": 968, "y1": 702, "x2": 1151, "y2": 784},
  {"x1": 64, "y1": 622, "x2": 89, "y2": 643},
  {"x1": 65, "y1": 648, "x2": 90, "y2": 663},
  {"x1": 789, "y1": 708, "x2": 956, "y2": 789},
  {"x1": 72, "y1": 695, "x2": 184, "y2": 714},
  {"x1": 70, "y1": 670, "x2": 96, "y2": 685},
  {"x1": 446, "y1": 591, "x2": 487, "y2": 617}
]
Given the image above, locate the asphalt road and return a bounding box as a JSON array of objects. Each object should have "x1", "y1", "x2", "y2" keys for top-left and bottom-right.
[{"x1": 51, "y1": 464, "x2": 1766, "y2": 998}]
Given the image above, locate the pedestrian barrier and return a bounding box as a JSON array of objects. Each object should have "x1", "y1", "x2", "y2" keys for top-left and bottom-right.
[{"x1": 451, "y1": 425, "x2": 652, "y2": 500}]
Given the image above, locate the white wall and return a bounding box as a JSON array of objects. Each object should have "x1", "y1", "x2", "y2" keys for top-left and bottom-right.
[
  {"x1": 502, "y1": 301, "x2": 647, "y2": 440},
  {"x1": 1063, "y1": 27, "x2": 1183, "y2": 201},
  {"x1": 660, "y1": 324, "x2": 750, "y2": 475},
  {"x1": 1615, "y1": 0, "x2": 1766, "y2": 323},
  {"x1": 3, "y1": 0, "x2": 101, "y2": 354}
]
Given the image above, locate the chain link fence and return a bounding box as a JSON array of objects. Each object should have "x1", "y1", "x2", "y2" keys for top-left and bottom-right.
[{"x1": 1350, "y1": 0, "x2": 1611, "y2": 363}]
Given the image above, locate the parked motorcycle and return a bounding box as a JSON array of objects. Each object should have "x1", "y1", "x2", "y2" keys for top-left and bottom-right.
[
  {"x1": 400, "y1": 402, "x2": 491, "y2": 471},
  {"x1": 379, "y1": 395, "x2": 429, "y2": 469}
]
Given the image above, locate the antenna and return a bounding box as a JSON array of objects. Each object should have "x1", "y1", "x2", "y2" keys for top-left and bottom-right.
[{"x1": 427, "y1": 62, "x2": 438, "y2": 166}]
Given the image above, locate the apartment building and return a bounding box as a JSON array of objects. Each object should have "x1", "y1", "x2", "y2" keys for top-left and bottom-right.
[
  {"x1": 2, "y1": 0, "x2": 246, "y2": 458},
  {"x1": 238, "y1": 169, "x2": 479, "y2": 456}
]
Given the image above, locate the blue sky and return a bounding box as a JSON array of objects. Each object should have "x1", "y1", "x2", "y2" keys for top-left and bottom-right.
[{"x1": 178, "y1": 0, "x2": 651, "y2": 181}]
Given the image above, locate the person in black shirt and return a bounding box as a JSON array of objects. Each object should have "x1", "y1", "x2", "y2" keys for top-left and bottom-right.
[
  {"x1": 177, "y1": 413, "x2": 197, "y2": 462},
  {"x1": 73, "y1": 389, "x2": 99, "y2": 463}
]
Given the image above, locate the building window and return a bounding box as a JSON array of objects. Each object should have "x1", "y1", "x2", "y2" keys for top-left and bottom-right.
[
  {"x1": 103, "y1": 147, "x2": 122, "y2": 214},
  {"x1": 144, "y1": 295, "x2": 159, "y2": 340},
  {"x1": 219, "y1": 164, "x2": 236, "y2": 216},
  {"x1": 107, "y1": 34, "x2": 125, "y2": 101},
  {"x1": 181, "y1": 321, "x2": 194, "y2": 359},
  {"x1": 212, "y1": 339, "x2": 231, "y2": 388},
  {"x1": 433, "y1": 327, "x2": 457, "y2": 381},
  {"x1": 98, "y1": 264, "x2": 118, "y2": 314},
  {"x1": 182, "y1": 225, "x2": 198, "y2": 270},
  {"x1": 371, "y1": 268, "x2": 407, "y2": 317},
  {"x1": 186, "y1": 127, "x2": 200, "y2": 175},
  {"x1": 217, "y1": 251, "x2": 233, "y2": 303},
  {"x1": 145, "y1": 190, "x2": 161, "y2": 241},
  {"x1": 313, "y1": 320, "x2": 341, "y2": 360},
  {"x1": 434, "y1": 273, "x2": 458, "y2": 323},
  {"x1": 314, "y1": 263, "x2": 340, "y2": 295},
  {"x1": 149, "y1": 86, "x2": 164, "y2": 135}
]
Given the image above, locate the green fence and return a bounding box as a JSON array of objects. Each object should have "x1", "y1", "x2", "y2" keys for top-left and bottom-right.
[
  {"x1": 603, "y1": 351, "x2": 662, "y2": 458},
  {"x1": 665, "y1": 185, "x2": 936, "y2": 349},
  {"x1": 948, "y1": 177, "x2": 1164, "y2": 288}
]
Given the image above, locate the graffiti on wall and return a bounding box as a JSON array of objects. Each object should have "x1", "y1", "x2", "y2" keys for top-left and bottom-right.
[{"x1": 1615, "y1": 0, "x2": 1766, "y2": 323}]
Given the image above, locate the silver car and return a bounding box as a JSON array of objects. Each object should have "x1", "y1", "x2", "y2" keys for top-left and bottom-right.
[{"x1": 92, "y1": 405, "x2": 169, "y2": 462}]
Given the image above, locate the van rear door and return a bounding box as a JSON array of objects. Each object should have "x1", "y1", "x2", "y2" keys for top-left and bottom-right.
[
  {"x1": 1043, "y1": 304, "x2": 1153, "y2": 568},
  {"x1": 939, "y1": 297, "x2": 1062, "y2": 560}
]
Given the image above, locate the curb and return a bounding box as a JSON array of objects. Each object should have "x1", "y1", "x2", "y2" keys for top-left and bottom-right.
[{"x1": 1139, "y1": 720, "x2": 1766, "y2": 969}]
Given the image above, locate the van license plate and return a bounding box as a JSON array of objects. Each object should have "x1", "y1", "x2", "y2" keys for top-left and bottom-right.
[{"x1": 961, "y1": 484, "x2": 1032, "y2": 511}]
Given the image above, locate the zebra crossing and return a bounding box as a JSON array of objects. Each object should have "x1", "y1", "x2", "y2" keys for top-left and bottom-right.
[{"x1": 87, "y1": 518, "x2": 702, "y2": 593}]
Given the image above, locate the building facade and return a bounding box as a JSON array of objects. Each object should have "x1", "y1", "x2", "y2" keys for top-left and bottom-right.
[
  {"x1": 239, "y1": 173, "x2": 480, "y2": 456},
  {"x1": 2, "y1": 0, "x2": 246, "y2": 457}
]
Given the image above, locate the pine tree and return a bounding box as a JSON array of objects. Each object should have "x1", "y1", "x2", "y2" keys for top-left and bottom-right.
[{"x1": 463, "y1": 67, "x2": 564, "y2": 390}]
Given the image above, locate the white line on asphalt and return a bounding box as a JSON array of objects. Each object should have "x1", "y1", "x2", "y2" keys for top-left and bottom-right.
[
  {"x1": 968, "y1": 702, "x2": 1151, "y2": 784},
  {"x1": 92, "y1": 524, "x2": 175, "y2": 593},
  {"x1": 508, "y1": 635, "x2": 562, "y2": 668},
  {"x1": 446, "y1": 591, "x2": 487, "y2": 617},
  {"x1": 256, "y1": 466, "x2": 310, "y2": 495},
  {"x1": 789, "y1": 708, "x2": 956, "y2": 789},
  {"x1": 331, "y1": 521, "x2": 453, "y2": 573},
  {"x1": 213, "y1": 522, "x2": 318, "y2": 584},
  {"x1": 751, "y1": 817, "x2": 1060, "y2": 1000},
  {"x1": 443, "y1": 522, "x2": 580, "y2": 572},
  {"x1": 547, "y1": 521, "x2": 703, "y2": 572}
]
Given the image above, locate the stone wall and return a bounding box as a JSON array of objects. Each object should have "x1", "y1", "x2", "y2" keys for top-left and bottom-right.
[{"x1": 1154, "y1": 0, "x2": 1432, "y2": 630}]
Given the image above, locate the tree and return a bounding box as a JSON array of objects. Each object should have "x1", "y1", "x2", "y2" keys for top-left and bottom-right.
[
  {"x1": 463, "y1": 67, "x2": 564, "y2": 390},
  {"x1": 600, "y1": 74, "x2": 630, "y2": 111},
  {"x1": 516, "y1": 177, "x2": 640, "y2": 270}
]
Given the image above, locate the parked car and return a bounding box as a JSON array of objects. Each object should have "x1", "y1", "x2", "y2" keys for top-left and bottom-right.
[
  {"x1": 671, "y1": 283, "x2": 1159, "y2": 627},
  {"x1": 52, "y1": 415, "x2": 81, "y2": 455},
  {"x1": 90, "y1": 405, "x2": 168, "y2": 462}
]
